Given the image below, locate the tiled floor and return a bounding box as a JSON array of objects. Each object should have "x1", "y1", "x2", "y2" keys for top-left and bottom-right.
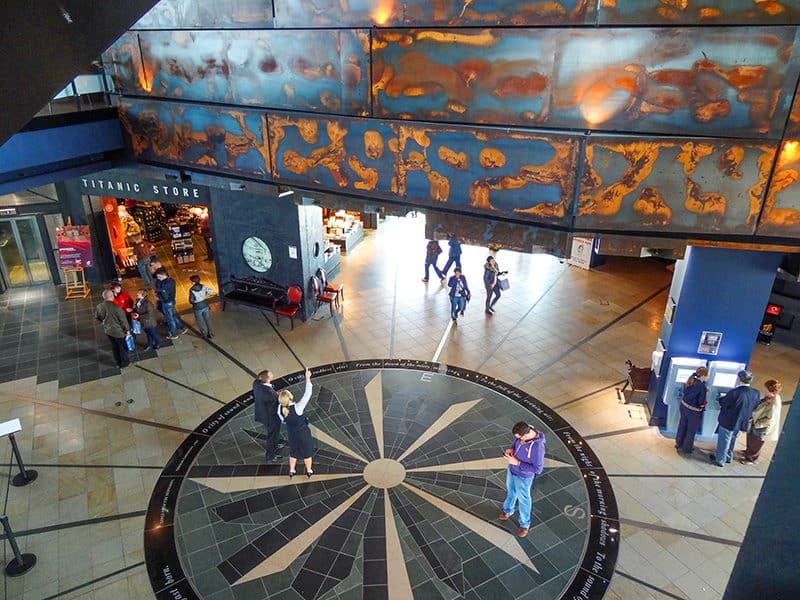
[
  {"x1": 0, "y1": 214, "x2": 797, "y2": 599},
  {"x1": 0, "y1": 235, "x2": 213, "y2": 388},
  {"x1": 152, "y1": 365, "x2": 606, "y2": 599}
]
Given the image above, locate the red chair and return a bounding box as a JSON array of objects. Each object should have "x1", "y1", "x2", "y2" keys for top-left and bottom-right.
[
  {"x1": 316, "y1": 267, "x2": 344, "y2": 307},
  {"x1": 275, "y1": 285, "x2": 302, "y2": 329},
  {"x1": 311, "y1": 276, "x2": 338, "y2": 317}
]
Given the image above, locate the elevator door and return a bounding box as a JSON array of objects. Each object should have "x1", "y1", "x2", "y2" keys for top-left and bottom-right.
[{"x1": 0, "y1": 217, "x2": 51, "y2": 285}]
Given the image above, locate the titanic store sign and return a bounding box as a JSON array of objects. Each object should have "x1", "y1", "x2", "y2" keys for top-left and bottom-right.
[{"x1": 80, "y1": 175, "x2": 209, "y2": 202}]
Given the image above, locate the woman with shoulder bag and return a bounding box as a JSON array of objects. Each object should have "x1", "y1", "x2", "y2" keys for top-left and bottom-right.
[
  {"x1": 483, "y1": 256, "x2": 507, "y2": 314},
  {"x1": 133, "y1": 289, "x2": 161, "y2": 351},
  {"x1": 741, "y1": 379, "x2": 782, "y2": 465}
]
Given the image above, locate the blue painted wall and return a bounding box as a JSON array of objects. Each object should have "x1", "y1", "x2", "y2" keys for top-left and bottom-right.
[{"x1": 0, "y1": 119, "x2": 123, "y2": 176}]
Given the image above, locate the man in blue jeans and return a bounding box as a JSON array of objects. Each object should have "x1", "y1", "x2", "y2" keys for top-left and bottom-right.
[
  {"x1": 189, "y1": 274, "x2": 215, "y2": 339},
  {"x1": 447, "y1": 268, "x2": 470, "y2": 323},
  {"x1": 710, "y1": 370, "x2": 760, "y2": 467},
  {"x1": 441, "y1": 233, "x2": 462, "y2": 278},
  {"x1": 500, "y1": 422, "x2": 546, "y2": 537},
  {"x1": 154, "y1": 267, "x2": 188, "y2": 340}
]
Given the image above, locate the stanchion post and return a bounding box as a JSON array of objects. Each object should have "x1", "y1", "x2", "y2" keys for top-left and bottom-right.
[
  {"x1": 0, "y1": 515, "x2": 36, "y2": 576},
  {"x1": 8, "y1": 433, "x2": 37, "y2": 487}
]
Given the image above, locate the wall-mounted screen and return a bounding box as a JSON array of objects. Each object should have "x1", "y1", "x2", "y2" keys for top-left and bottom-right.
[
  {"x1": 675, "y1": 368, "x2": 696, "y2": 383},
  {"x1": 712, "y1": 372, "x2": 739, "y2": 389}
]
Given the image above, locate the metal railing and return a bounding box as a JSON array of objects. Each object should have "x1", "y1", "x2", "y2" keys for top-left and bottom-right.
[{"x1": 36, "y1": 73, "x2": 116, "y2": 117}]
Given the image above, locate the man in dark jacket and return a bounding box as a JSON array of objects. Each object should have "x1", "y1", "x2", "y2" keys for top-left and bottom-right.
[
  {"x1": 253, "y1": 369, "x2": 283, "y2": 462},
  {"x1": 95, "y1": 289, "x2": 131, "y2": 369},
  {"x1": 423, "y1": 239, "x2": 444, "y2": 282},
  {"x1": 155, "y1": 268, "x2": 188, "y2": 339},
  {"x1": 441, "y1": 233, "x2": 462, "y2": 277},
  {"x1": 710, "y1": 370, "x2": 761, "y2": 467},
  {"x1": 499, "y1": 422, "x2": 546, "y2": 538},
  {"x1": 447, "y1": 268, "x2": 470, "y2": 323}
]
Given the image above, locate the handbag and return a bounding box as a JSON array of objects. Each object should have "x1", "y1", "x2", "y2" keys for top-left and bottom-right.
[
  {"x1": 124, "y1": 334, "x2": 136, "y2": 352},
  {"x1": 498, "y1": 277, "x2": 510, "y2": 291},
  {"x1": 132, "y1": 319, "x2": 142, "y2": 335}
]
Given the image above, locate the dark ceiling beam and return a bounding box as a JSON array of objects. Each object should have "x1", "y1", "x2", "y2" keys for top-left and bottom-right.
[{"x1": 0, "y1": 1, "x2": 158, "y2": 146}]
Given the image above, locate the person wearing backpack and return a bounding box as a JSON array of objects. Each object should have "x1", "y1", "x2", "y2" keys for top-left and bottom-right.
[
  {"x1": 189, "y1": 274, "x2": 215, "y2": 339},
  {"x1": 423, "y1": 239, "x2": 445, "y2": 282},
  {"x1": 499, "y1": 422, "x2": 546, "y2": 538},
  {"x1": 95, "y1": 289, "x2": 131, "y2": 369}
]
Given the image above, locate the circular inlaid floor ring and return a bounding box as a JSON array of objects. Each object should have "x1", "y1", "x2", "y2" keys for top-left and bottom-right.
[{"x1": 144, "y1": 360, "x2": 619, "y2": 599}]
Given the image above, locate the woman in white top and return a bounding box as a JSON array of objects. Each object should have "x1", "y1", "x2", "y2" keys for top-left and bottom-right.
[
  {"x1": 277, "y1": 368, "x2": 314, "y2": 478},
  {"x1": 742, "y1": 379, "x2": 782, "y2": 464}
]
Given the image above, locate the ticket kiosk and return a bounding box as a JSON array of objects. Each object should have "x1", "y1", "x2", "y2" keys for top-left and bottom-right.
[
  {"x1": 700, "y1": 360, "x2": 746, "y2": 439},
  {"x1": 663, "y1": 357, "x2": 708, "y2": 435}
]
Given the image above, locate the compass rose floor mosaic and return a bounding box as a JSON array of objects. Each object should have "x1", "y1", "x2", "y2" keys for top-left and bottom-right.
[{"x1": 144, "y1": 361, "x2": 619, "y2": 600}]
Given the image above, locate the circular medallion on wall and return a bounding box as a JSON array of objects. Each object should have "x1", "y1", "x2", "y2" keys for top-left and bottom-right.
[
  {"x1": 242, "y1": 236, "x2": 272, "y2": 273},
  {"x1": 144, "y1": 361, "x2": 619, "y2": 599}
]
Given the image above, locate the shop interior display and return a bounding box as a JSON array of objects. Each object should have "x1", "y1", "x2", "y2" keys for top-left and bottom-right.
[
  {"x1": 323, "y1": 209, "x2": 364, "y2": 254},
  {"x1": 106, "y1": 201, "x2": 139, "y2": 274},
  {"x1": 103, "y1": 198, "x2": 213, "y2": 278},
  {"x1": 129, "y1": 204, "x2": 165, "y2": 242},
  {"x1": 169, "y1": 222, "x2": 195, "y2": 264}
]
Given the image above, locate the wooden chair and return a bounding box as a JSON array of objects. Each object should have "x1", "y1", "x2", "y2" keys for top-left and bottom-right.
[
  {"x1": 316, "y1": 267, "x2": 344, "y2": 307},
  {"x1": 275, "y1": 285, "x2": 303, "y2": 329},
  {"x1": 311, "y1": 275, "x2": 338, "y2": 317}
]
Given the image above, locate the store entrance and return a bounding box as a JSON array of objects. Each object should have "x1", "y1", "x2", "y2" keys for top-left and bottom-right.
[
  {"x1": 0, "y1": 217, "x2": 51, "y2": 286},
  {"x1": 101, "y1": 198, "x2": 216, "y2": 308}
]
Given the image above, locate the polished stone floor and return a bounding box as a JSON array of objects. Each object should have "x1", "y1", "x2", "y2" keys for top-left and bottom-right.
[
  {"x1": 150, "y1": 364, "x2": 612, "y2": 600},
  {"x1": 0, "y1": 214, "x2": 798, "y2": 599}
]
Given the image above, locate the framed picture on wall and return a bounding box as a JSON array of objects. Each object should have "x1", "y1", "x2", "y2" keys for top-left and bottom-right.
[{"x1": 697, "y1": 331, "x2": 723, "y2": 355}]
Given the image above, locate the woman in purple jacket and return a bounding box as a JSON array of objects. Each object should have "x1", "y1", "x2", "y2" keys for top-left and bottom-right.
[{"x1": 499, "y1": 422, "x2": 546, "y2": 538}]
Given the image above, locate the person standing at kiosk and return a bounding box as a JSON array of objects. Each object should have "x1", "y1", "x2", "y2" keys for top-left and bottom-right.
[
  {"x1": 675, "y1": 367, "x2": 708, "y2": 455},
  {"x1": 710, "y1": 370, "x2": 760, "y2": 467},
  {"x1": 741, "y1": 380, "x2": 782, "y2": 465}
]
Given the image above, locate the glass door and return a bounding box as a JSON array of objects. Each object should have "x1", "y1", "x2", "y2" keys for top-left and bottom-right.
[{"x1": 0, "y1": 217, "x2": 52, "y2": 286}]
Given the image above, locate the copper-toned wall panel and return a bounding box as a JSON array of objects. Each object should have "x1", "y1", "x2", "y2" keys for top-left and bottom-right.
[
  {"x1": 268, "y1": 113, "x2": 580, "y2": 226},
  {"x1": 786, "y1": 82, "x2": 800, "y2": 137},
  {"x1": 373, "y1": 27, "x2": 800, "y2": 138},
  {"x1": 598, "y1": 0, "x2": 800, "y2": 25},
  {"x1": 102, "y1": 32, "x2": 148, "y2": 95},
  {"x1": 132, "y1": 0, "x2": 273, "y2": 29},
  {"x1": 373, "y1": 29, "x2": 557, "y2": 127},
  {"x1": 119, "y1": 99, "x2": 269, "y2": 177},
  {"x1": 138, "y1": 30, "x2": 370, "y2": 116},
  {"x1": 274, "y1": 0, "x2": 594, "y2": 28},
  {"x1": 577, "y1": 136, "x2": 777, "y2": 234},
  {"x1": 758, "y1": 140, "x2": 800, "y2": 237}
]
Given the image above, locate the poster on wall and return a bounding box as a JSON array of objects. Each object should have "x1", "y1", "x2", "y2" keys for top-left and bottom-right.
[
  {"x1": 56, "y1": 225, "x2": 94, "y2": 268},
  {"x1": 697, "y1": 331, "x2": 723, "y2": 355}
]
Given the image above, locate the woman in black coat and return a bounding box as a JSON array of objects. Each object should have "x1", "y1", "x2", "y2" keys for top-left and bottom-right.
[
  {"x1": 278, "y1": 368, "x2": 314, "y2": 478},
  {"x1": 675, "y1": 367, "x2": 709, "y2": 454},
  {"x1": 483, "y1": 256, "x2": 507, "y2": 314}
]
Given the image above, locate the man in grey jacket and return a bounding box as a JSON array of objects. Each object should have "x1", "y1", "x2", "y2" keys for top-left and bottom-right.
[{"x1": 95, "y1": 289, "x2": 131, "y2": 369}]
